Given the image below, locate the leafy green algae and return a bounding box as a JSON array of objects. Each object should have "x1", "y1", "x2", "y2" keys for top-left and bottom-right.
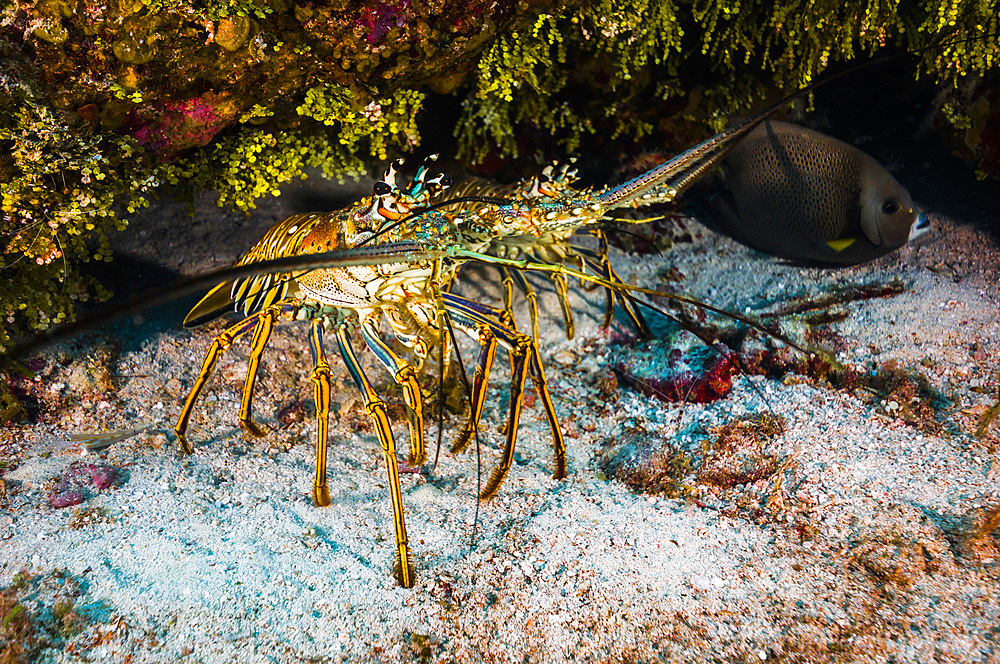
[
  {"x1": 456, "y1": 0, "x2": 999, "y2": 164},
  {"x1": 0, "y1": 0, "x2": 499, "y2": 357},
  {"x1": 0, "y1": 0, "x2": 998, "y2": 371}
]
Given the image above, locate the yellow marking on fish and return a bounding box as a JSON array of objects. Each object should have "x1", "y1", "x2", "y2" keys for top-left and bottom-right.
[{"x1": 827, "y1": 238, "x2": 857, "y2": 252}]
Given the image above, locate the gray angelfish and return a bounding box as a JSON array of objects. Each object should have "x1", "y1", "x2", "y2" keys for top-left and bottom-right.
[{"x1": 711, "y1": 119, "x2": 930, "y2": 264}]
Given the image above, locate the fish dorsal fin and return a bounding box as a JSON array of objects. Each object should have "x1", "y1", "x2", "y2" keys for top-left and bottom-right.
[
  {"x1": 826, "y1": 237, "x2": 856, "y2": 252},
  {"x1": 183, "y1": 280, "x2": 235, "y2": 328}
]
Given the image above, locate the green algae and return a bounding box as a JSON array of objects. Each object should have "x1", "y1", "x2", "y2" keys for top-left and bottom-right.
[
  {"x1": 297, "y1": 84, "x2": 424, "y2": 161},
  {"x1": 457, "y1": 0, "x2": 1000, "y2": 165},
  {"x1": 0, "y1": 76, "x2": 154, "y2": 352}
]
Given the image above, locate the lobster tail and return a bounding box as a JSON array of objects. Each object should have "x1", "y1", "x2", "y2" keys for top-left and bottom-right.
[{"x1": 182, "y1": 280, "x2": 236, "y2": 328}]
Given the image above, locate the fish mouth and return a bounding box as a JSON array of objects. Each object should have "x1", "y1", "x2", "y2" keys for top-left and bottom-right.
[{"x1": 908, "y1": 212, "x2": 930, "y2": 241}]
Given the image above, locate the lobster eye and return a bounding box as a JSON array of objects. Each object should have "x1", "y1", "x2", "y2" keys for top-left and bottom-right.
[
  {"x1": 881, "y1": 199, "x2": 900, "y2": 215},
  {"x1": 373, "y1": 182, "x2": 392, "y2": 196},
  {"x1": 440, "y1": 175, "x2": 453, "y2": 188}
]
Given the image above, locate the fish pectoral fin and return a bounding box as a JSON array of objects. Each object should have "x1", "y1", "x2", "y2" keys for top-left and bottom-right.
[{"x1": 826, "y1": 237, "x2": 857, "y2": 252}]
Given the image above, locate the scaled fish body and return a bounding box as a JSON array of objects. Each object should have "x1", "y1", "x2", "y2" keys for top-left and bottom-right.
[
  {"x1": 711, "y1": 119, "x2": 929, "y2": 264},
  {"x1": 56, "y1": 428, "x2": 148, "y2": 453}
]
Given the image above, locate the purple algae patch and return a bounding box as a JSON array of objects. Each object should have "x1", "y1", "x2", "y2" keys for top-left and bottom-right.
[
  {"x1": 49, "y1": 462, "x2": 120, "y2": 509},
  {"x1": 125, "y1": 92, "x2": 238, "y2": 157},
  {"x1": 357, "y1": 0, "x2": 409, "y2": 44},
  {"x1": 50, "y1": 490, "x2": 85, "y2": 509},
  {"x1": 612, "y1": 342, "x2": 735, "y2": 404},
  {"x1": 90, "y1": 466, "x2": 117, "y2": 490}
]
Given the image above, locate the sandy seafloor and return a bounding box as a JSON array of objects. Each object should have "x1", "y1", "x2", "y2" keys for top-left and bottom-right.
[{"x1": 1, "y1": 173, "x2": 999, "y2": 663}]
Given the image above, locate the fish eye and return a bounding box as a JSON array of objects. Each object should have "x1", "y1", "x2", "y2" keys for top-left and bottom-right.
[
  {"x1": 373, "y1": 182, "x2": 392, "y2": 196},
  {"x1": 881, "y1": 199, "x2": 900, "y2": 215}
]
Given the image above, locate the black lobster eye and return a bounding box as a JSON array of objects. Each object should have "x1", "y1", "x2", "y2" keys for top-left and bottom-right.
[
  {"x1": 440, "y1": 175, "x2": 453, "y2": 188},
  {"x1": 373, "y1": 181, "x2": 392, "y2": 196},
  {"x1": 881, "y1": 199, "x2": 900, "y2": 215}
]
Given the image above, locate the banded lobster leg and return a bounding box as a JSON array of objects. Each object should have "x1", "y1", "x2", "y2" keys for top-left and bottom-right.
[
  {"x1": 496, "y1": 268, "x2": 535, "y2": 402},
  {"x1": 550, "y1": 272, "x2": 576, "y2": 340},
  {"x1": 176, "y1": 301, "x2": 341, "y2": 511},
  {"x1": 175, "y1": 302, "x2": 296, "y2": 454},
  {"x1": 359, "y1": 313, "x2": 426, "y2": 466},
  {"x1": 573, "y1": 237, "x2": 649, "y2": 335},
  {"x1": 500, "y1": 267, "x2": 579, "y2": 341},
  {"x1": 443, "y1": 292, "x2": 566, "y2": 499},
  {"x1": 447, "y1": 314, "x2": 498, "y2": 456},
  {"x1": 306, "y1": 319, "x2": 334, "y2": 509},
  {"x1": 501, "y1": 267, "x2": 540, "y2": 341},
  {"x1": 332, "y1": 320, "x2": 414, "y2": 588},
  {"x1": 501, "y1": 242, "x2": 646, "y2": 342}
]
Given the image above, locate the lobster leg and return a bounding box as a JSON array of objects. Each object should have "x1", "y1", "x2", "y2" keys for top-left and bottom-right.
[
  {"x1": 501, "y1": 268, "x2": 515, "y2": 321},
  {"x1": 583, "y1": 256, "x2": 649, "y2": 336},
  {"x1": 550, "y1": 272, "x2": 575, "y2": 340},
  {"x1": 527, "y1": 347, "x2": 566, "y2": 481},
  {"x1": 449, "y1": 324, "x2": 498, "y2": 455},
  {"x1": 175, "y1": 304, "x2": 294, "y2": 454},
  {"x1": 596, "y1": 227, "x2": 649, "y2": 335},
  {"x1": 443, "y1": 293, "x2": 565, "y2": 498},
  {"x1": 239, "y1": 308, "x2": 277, "y2": 438},
  {"x1": 334, "y1": 320, "x2": 413, "y2": 588},
  {"x1": 495, "y1": 270, "x2": 532, "y2": 425},
  {"x1": 481, "y1": 335, "x2": 530, "y2": 499},
  {"x1": 502, "y1": 267, "x2": 540, "y2": 341},
  {"x1": 571, "y1": 231, "x2": 649, "y2": 335},
  {"x1": 569, "y1": 230, "x2": 614, "y2": 327},
  {"x1": 359, "y1": 315, "x2": 426, "y2": 466},
  {"x1": 606, "y1": 261, "x2": 649, "y2": 335},
  {"x1": 306, "y1": 319, "x2": 333, "y2": 509},
  {"x1": 492, "y1": 282, "x2": 565, "y2": 478}
]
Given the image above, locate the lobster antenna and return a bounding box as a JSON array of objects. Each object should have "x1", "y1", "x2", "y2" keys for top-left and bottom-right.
[{"x1": 5, "y1": 242, "x2": 440, "y2": 359}]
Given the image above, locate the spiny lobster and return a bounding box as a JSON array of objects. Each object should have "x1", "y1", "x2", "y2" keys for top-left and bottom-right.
[{"x1": 173, "y1": 112, "x2": 806, "y2": 587}]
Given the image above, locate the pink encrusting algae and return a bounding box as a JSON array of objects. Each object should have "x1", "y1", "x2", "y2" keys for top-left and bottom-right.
[
  {"x1": 126, "y1": 92, "x2": 238, "y2": 158},
  {"x1": 48, "y1": 462, "x2": 119, "y2": 509}
]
